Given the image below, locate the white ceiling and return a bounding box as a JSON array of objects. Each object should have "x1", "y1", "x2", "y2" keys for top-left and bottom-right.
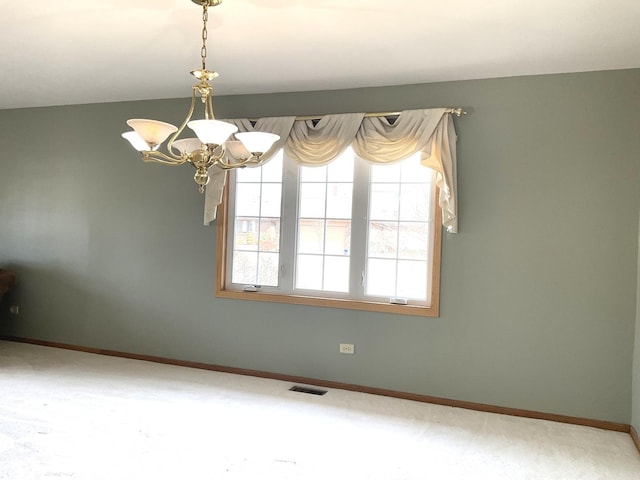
[{"x1": 1, "y1": 0, "x2": 639, "y2": 109}]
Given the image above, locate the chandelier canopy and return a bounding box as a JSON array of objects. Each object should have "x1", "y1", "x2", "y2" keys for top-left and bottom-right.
[{"x1": 121, "y1": 0, "x2": 280, "y2": 193}]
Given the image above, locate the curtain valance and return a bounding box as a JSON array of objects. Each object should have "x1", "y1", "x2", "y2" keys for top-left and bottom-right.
[{"x1": 205, "y1": 108, "x2": 458, "y2": 232}]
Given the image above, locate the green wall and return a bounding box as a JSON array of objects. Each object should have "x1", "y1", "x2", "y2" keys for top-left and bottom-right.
[
  {"x1": 1, "y1": 69, "x2": 639, "y2": 424},
  {"x1": 633, "y1": 213, "x2": 640, "y2": 431}
]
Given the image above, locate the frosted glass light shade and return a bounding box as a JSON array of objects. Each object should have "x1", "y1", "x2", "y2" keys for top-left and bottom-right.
[
  {"x1": 225, "y1": 140, "x2": 251, "y2": 161},
  {"x1": 126, "y1": 119, "x2": 178, "y2": 147},
  {"x1": 122, "y1": 131, "x2": 152, "y2": 152},
  {"x1": 172, "y1": 138, "x2": 203, "y2": 155},
  {"x1": 187, "y1": 120, "x2": 238, "y2": 146},
  {"x1": 236, "y1": 132, "x2": 280, "y2": 154}
]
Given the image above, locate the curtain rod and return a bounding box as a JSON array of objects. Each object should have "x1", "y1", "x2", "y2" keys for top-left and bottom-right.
[
  {"x1": 361, "y1": 107, "x2": 468, "y2": 119},
  {"x1": 248, "y1": 107, "x2": 468, "y2": 123}
]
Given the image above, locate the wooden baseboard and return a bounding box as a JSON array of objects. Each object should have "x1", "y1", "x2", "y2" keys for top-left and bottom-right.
[
  {"x1": 0, "y1": 335, "x2": 631, "y2": 434},
  {"x1": 631, "y1": 426, "x2": 640, "y2": 455}
]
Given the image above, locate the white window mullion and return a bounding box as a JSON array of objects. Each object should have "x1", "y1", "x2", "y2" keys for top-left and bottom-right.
[
  {"x1": 349, "y1": 154, "x2": 369, "y2": 298},
  {"x1": 394, "y1": 182, "x2": 402, "y2": 298},
  {"x1": 279, "y1": 152, "x2": 299, "y2": 294},
  {"x1": 321, "y1": 180, "x2": 329, "y2": 290},
  {"x1": 255, "y1": 178, "x2": 264, "y2": 284},
  {"x1": 224, "y1": 171, "x2": 238, "y2": 288}
]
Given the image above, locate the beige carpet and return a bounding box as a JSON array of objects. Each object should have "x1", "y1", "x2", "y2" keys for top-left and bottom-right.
[{"x1": 1, "y1": 340, "x2": 639, "y2": 479}]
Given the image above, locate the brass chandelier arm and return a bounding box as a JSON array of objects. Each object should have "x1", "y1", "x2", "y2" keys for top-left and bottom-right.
[
  {"x1": 166, "y1": 88, "x2": 200, "y2": 158},
  {"x1": 205, "y1": 91, "x2": 215, "y2": 120},
  {"x1": 142, "y1": 150, "x2": 189, "y2": 166},
  {"x1": 164, "y1": 79, "x2": 217, "y2": 159},
  {"x1": 215, "y1": 155, "x2": 257, "y2": 169}
]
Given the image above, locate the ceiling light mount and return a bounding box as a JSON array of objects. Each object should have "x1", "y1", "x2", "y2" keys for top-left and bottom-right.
[
  {"x1": 191, "y1": 0, "x2": 223, "y2": 6},
  {"x1": 121, "y1": 0, "x2": 279, "y2": 193}
]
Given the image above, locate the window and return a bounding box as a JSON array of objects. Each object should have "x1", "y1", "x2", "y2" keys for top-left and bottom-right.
[{"x1": 216, "y1": 147, "x2": 442, "y2": 317}]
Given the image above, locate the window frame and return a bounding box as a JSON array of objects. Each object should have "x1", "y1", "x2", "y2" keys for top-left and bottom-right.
[{"x1": 215, "y1": 153, "x2": 443, "y2": 317}]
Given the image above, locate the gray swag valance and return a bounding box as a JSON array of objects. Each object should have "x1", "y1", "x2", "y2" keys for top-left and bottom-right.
[{"x1": 205, "y1": 108, "x2": 458, "y2": 232}]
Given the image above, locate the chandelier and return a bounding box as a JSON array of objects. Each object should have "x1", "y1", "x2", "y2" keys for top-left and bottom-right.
[{"x1": 121, "y1": 0, "x2": 280, "y2": 193}]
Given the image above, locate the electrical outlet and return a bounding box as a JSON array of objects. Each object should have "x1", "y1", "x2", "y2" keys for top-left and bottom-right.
[
  {"x1": 339, "y1": 343, "x2": 355, "y2": 354},
  {"x1": 9, "y1": 305, "x2": 19, "y2": 315}
]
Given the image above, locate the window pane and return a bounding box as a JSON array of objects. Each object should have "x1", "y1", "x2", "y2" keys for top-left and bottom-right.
[
  {"x1": 299, "y1": 183, "x2": 326, "y2": 218},
  {"x1": 371, "y1": 162, "x2": 401, "y2": 183},
  {"x1": 368, "y1": 221, "x2": 398, "y2": 258},
  {"x1": 235, "y1": 183, "x2": 261, "y2": 217},
  {"x1": 369, "y1": 183, "x2": 400, "y2": 220},
  {"x1": 236, "y1": 166, "x2": 261, "y2": 182},
  {"x1": 261, "y1": 153, "x2": 283, "y2": 182},
  {"x1": 398, "y1": 222, "x2": 429, "y2": 260},
  {"x1": 231, "y1": 153, "x2": 283, "y2": 289},
  {"x1": 232, "y1": 251, "x2": 258, "y2": 284},
  {"x1": 298, "y1": 219, "x2": 324, "y2": 254},
  {"x1": 400, "y1": 155, "x2": 432, "y2": 183},
  {"x1": 325, "y1": 220, "x2": 351, "y2": 255},
  {"x1": 234, "y1": 217, "x2": 259, "y2": 251},
  {"x1": 296, "y1": 254, "x2": 323, "y2": 290},
  {"x1": 326, "y1": 183, "x2": 353, "y2": 219},
  {"x1": 296, "y1": 151, "x2": 355, "y2": 295},
  {"x1": 366, "y1": 258, "x2": 397, "y2": 297},
  {"x1": 300, "y1": 165, "x2": 327, "y2": 182},
  {"x1": 399, "y1": 184, "x2": 431, "y2": 221},
  {"x1": 260, "y1": 184, "x2": 282, "y2": 217},
  {"x1": 257, "y1": 252, "x2": 279, "y2": 286},
  {"x1": 365, "y1": 154, "x2": 433, "y2": 302},
  {"x1": 327, "y1": 150, "x2": 354, "y2": 181},
  {"x1": 258, "y1": 218, "x2": 280, "y2": 252},
  {"x1": 323, "y1": 256, "x2": 349, "y2": 292},
  {"x1": 397, "y1": 260, "x2": 427, "y2": 300}
]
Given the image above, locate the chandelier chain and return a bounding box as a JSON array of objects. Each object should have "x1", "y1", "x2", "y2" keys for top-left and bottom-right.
[{"x1": 201, "y1": 3, "x2": 208, "y2": 70}]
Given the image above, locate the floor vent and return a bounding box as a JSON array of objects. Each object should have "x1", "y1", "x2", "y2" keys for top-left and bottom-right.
[{"x1": 289, "y1": 385, "x2": 327, "y2": 396}]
